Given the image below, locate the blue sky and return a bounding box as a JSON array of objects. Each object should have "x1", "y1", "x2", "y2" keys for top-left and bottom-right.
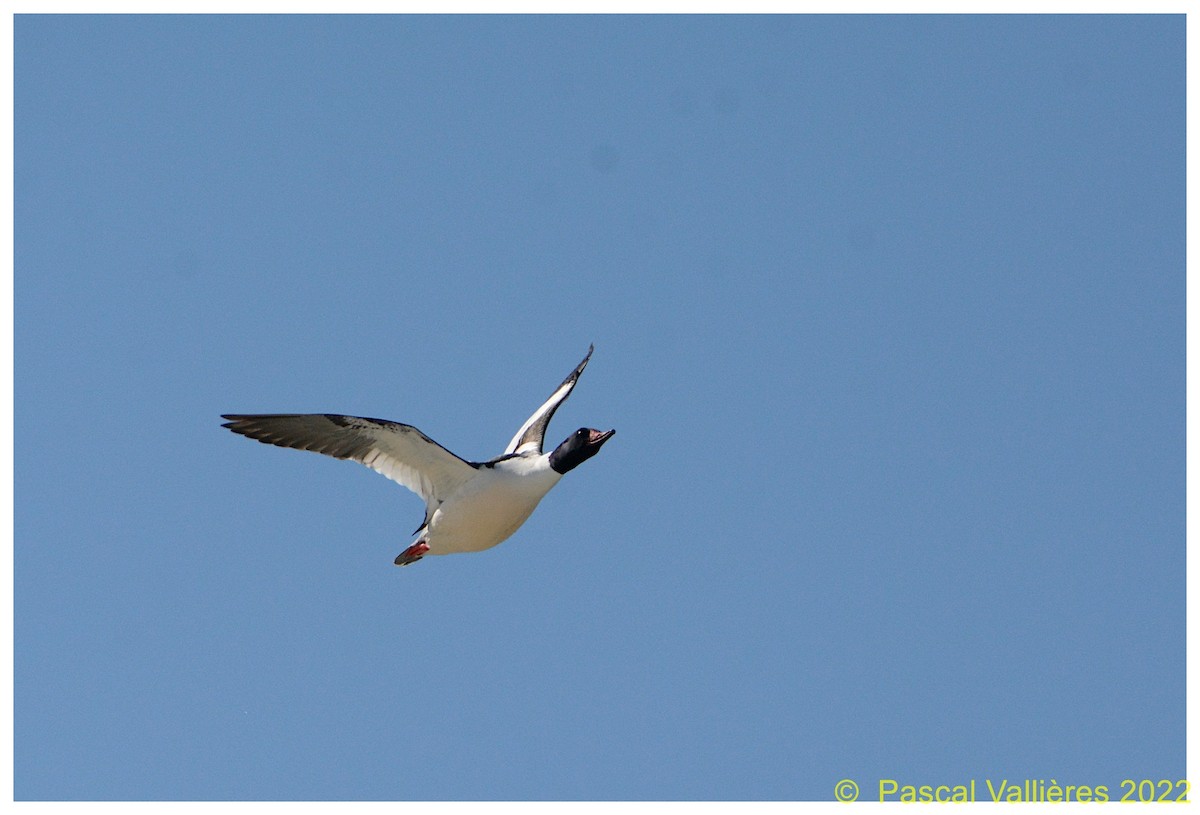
[{"x1": 15, "y1": 14, "x2": 1184, "y2": 801}]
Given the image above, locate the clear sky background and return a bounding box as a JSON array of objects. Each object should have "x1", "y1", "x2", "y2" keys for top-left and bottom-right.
[{"x1": 15, "y1": 14, "x2": 1184, "y2": 801}]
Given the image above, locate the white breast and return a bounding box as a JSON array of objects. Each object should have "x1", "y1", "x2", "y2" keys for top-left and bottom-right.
[{"x1": 424, "y1": 456, "x2": 562, "y2": 554}]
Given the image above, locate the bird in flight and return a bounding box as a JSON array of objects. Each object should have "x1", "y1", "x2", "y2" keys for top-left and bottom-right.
[{"x1": 221, "y1": 345, "x2": 614, "y2": 566}]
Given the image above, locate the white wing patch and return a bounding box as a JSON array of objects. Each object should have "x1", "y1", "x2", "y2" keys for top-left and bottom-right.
[
  {"x1": 505, "y1": 378, "x2": 579, "y2": 455},
  {"x1": 504, "y1": 345, "x2": 594, "y2": 455},
  {"x1": 221, "y1": 414, "x2": 479, "y2": 514}
]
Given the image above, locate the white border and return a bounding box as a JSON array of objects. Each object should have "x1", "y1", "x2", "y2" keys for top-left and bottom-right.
[{"x1": 4, "y1": 7, "x2": 1191, "y2": 809}]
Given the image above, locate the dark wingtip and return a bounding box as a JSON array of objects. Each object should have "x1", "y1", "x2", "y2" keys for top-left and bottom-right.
[
  {"x1": 221, "y1": 414, "x2": 252, "y2": 430},
  {"x1": 576, "y1": 344, "x2": 595, "y2": 375}
]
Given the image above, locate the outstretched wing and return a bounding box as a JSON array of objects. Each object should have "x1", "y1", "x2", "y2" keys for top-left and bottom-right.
[
  {"x1": 504, "y1": 344, "x2": 594, "y2": 456},
  {"x1": 221, "y1": 414, "x2": 479, "y2": 511}
]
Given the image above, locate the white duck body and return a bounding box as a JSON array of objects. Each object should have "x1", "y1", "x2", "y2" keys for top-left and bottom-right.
[{"x1": 424, "y1": 454, "x2": 562, "y2": 554}]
